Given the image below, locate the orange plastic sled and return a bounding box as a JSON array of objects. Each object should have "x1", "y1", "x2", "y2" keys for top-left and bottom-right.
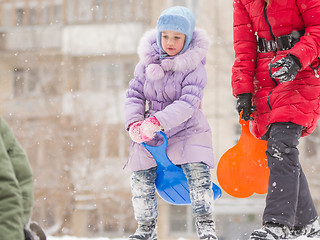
[{"x1": 217, "y1": 112, "x2": 270, "y2": 198}]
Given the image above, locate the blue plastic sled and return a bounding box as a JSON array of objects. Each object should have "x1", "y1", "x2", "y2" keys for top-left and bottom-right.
[{"x1": 142, "y1": 131, "x2": 222, "y2": 205}]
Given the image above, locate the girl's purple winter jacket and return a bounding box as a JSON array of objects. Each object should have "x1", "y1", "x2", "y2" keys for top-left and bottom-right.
[{"x1": 124, "y1": 29, "x2": 214, "y2": 172}]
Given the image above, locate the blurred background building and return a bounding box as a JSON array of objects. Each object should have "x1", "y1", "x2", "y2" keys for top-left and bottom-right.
[{"x1": 0, "y1": 0, "x2": 319, "y2": 239}]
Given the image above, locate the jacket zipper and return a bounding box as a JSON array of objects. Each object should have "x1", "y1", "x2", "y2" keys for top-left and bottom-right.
[
  {"x1": 309, "y1": 58, "x2": 320, "y2": 78},
  {"x1": 263, "y1": 1, "x2": 278, "y2": 111},
  {"x1": 263, "y1": 2, "x2": 275, "y2": 40}
]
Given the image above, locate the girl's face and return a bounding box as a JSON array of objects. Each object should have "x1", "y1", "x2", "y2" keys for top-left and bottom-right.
[{"x1": 161, "y1": 31, "x2": 186, "y2": 56}]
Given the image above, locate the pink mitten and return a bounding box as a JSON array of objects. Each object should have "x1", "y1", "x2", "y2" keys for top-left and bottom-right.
[
  {"x1": 129, "y1": 121, "x2": 145, "y2": 143},
  {"x1": 140, "y1": 117, "x2": 162, "y2": 141}
]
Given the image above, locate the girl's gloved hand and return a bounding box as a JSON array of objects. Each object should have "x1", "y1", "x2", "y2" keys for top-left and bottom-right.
[
  {"x1": 129, "y1": 121, "x2": 145, "y2": 143},
  {"x1": 140, "y1": 117, "x2": 162, "y2": 141}
]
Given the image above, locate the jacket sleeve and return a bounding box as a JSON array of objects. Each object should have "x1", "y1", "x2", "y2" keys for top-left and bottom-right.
[
  {"x1": 289, "y1": 0, "x2": 320, "y2": 69},
  {"x1": 154, "y1": 66, "x2": 206, "y2": 131},
  {"x1": 124, "y1": 62, "x2": 146, "y2": 130},
  {"x1": 0, "y1": 117, "x2": 33, "y2": 227},
  {"x1": 0, "y1": 122, "x2": 24, "y2": 238},
  {"x1": 5, "y1": 131, "x2": 34, "y2": 225},
  {"x1": 232, "y1": 0, "x2": 257, "y2": 97}
]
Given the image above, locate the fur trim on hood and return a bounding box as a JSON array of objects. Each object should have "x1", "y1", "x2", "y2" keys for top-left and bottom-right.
[{"x1": 137, "y1": 29, "x2": 211, "y2": 81}]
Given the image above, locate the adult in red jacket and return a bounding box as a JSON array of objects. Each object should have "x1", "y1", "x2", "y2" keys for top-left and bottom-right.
[{"x1": 232, "y1": 0, "x2": 320, "y2": 239}]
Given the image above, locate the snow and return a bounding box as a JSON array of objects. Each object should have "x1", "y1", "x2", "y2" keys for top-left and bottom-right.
[
  {"x1": 48, "y1": 237, "x2": 125, "y2": 240},
  {"x1": 46, "y1": 236, "x2": 318, "y2": 240},
  {"x1": 296, "y1": 237, "x2": 319, "y2": 240},
  {"x1": 45, "y1": 237, "x2": 195, "y2": 240}
]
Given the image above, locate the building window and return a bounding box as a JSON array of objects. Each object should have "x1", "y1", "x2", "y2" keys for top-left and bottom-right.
[
  {"x1": 106, "y1": 124, "x2": 120, "y2": 157},
  {"x1": 93, "y1": 0, "x2": 104, "y2": 21},
  {"x1": 45, "y1": 202, "x2": 56, "y2": 227},
  {"x1": 77, "y1": 0, "x2": 93, "y2": 22},
  {"x1": 123, "y1": 62, "x2": 135, "y2": 87},
  {"x1": 105, "y1": 0, "x2": 115, "y2": 22},
  {"x1": 171, "y1": 0, "x2": 188, "y2": 6},
  {"x1": 16, "y1": 8, "x2": 25, "y2": 26},
  {"x1": 87, "y1": 209, "x2": 99, "y2": 233},
  {"x1": 88, "y1": 64, "x2": 103, "y2": 91},
  {"x1": 13, "y1": 69, "x2": 25, "y2": 97},
  {"x1": 2, "y1": 4, "x2": 12, "y2": 27},
  {"x1": 133, "y1": 0, "x2": 150, "y2": 22},
  {"x1": 28, "y1": 70, "x2": 38, "y2": 92},
  {"x1": 117, "y1": 0, "x2": 132, "y2": 22},
  {"x1": 53, "y1": 5, "x2": 62, "y2": 24},
  {"x1": 28, "y1": 7, "x2": 38, "y2": 25},
  {"x1": 106, "y1": 63, "x2": 121, "y2": 88},
  {"x1": 170, "y1": 0, "x2": 199, "y2": 17},
  {"x1": 42, "y1": 5, "x2": 51, "y2": 24},
  {"x1": 13, "y1": 68, "x2": 39, "y2": 97},
  {"x1": 85, "y1": 61, "x2": 124, "y2": 91},
  {"x1": 40, "y1": 2, "x2": 62, "y2": 25}
]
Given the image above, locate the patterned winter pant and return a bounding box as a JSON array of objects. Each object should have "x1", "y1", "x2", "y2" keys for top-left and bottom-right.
[
  {"x1": 263, "y1": 122, "x2": 318, "y2": 228},
  {"x1": 130, "y1": 162, "x2": 214, "y2": 223}
]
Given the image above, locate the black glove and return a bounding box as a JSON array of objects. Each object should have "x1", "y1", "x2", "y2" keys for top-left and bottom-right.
[
  {"x1": 24, "y1": 222, "x2": 47, "y2": 240},
  {"x1": 24, "y1": 229, "x2": 34, "y2": 240},
  {"x1": 236, "y1": 93, "x2": 255, "y2": 121},
  {"x1": 270, "y1": 54, "x2": 301, "y2": 82},
  {"x1": 29, "y1": 222, "x2": 46, "y2": 240}
]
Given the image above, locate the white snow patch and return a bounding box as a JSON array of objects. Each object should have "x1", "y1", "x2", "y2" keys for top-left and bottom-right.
[
  {"x1": 48, "y1": 237, "x2": 190, "y2": 240},
  {"x1": 48, "y1": 237, "x2": 125, "y2": 240},
  {"x1": 47, "y1": 236, "x2": 319, "y2": 240},
  {"x1": 296, "y1": 237, "x2": 320, "y2": 239}
]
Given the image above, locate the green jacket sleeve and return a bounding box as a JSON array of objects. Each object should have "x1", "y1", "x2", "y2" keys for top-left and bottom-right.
[{"x1": 0, "y1": 117, "x2": 34, "y2": 236}]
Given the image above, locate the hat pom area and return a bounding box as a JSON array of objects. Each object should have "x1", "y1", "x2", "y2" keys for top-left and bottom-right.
[
  {"x1": 146, "y1": 64, "x2": 165, "y2": 81},
  {"x1": 161, "y1": 59, "x2": 175, "y2": 71}
]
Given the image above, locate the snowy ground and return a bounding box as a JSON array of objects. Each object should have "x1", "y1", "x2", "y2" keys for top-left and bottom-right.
[
  {"x1": 47, "y1": 236, "x2": 317, "y2": 240},
  {"x1": 295, "y1": 237, "x2": 319, "y2": 240},
  {"x1": 48, "y1": 237, "x2": 125, "y2": 240},
  {"x1": 47, "y1": 238, "x2": 188, "y2": 240}
]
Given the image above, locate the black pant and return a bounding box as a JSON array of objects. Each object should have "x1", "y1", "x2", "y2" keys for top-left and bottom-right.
[{"x1": 263, "y1": 122, "x2": 318, "y2": 228}]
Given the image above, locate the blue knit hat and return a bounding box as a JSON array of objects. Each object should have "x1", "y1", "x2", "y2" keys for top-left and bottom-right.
[{"x1": 157, "y1": 6, "x2": 195, "y2": 55}]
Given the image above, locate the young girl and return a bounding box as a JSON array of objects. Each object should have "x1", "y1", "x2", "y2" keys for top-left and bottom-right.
[
  {"x1": 124, "y1": 6, "x2": 217, "y2": 240},
  {"x1": 232, "y1": 0, "x2": 320, "y2": 239}
]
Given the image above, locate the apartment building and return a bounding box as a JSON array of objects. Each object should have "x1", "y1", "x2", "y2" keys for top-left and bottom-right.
[
  {"x1": 0, "y1": 0, "x2": 147, "y2": 237},
  {"x1": 0, "y1": 0, "x2": 319, "y2": 239}
]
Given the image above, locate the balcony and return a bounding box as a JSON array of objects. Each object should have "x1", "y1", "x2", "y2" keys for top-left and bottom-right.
[
  {"x1": 62, "y1": 22, "x2": 147, "y2": 56},
  {"x1": 0, "y1": 0, "x2": 150, "y2": 53}
]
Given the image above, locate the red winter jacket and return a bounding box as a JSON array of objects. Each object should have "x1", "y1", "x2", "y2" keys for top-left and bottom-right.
[{"x1": 232, "y1": 0, "x2": 320, "y2": 138}]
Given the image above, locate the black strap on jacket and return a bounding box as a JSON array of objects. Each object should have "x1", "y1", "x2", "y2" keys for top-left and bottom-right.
[{"x1": 257, "y1": 30, "x2": 305, "y2": 53}]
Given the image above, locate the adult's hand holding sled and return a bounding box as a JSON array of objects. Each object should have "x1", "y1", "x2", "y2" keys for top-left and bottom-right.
[
  {"x1": 217, "y1": 112, "x2": 269, "y2": 198},
  {"x1": 142, "y1": 131, "x2": 222, "y2": 205}
]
